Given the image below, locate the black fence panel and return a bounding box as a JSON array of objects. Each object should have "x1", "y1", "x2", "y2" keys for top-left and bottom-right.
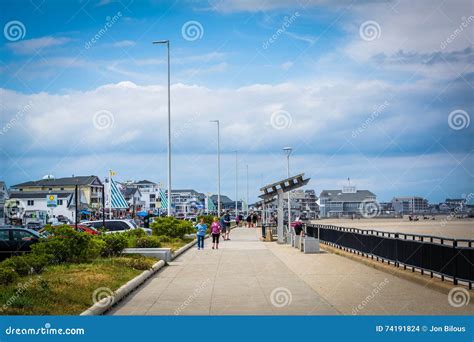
[{"x1": 307, "y1": 224, "x2": 473, "y2": 283}]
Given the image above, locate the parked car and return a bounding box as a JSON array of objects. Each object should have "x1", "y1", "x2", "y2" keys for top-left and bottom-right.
[
  {"x1": 81, "y1": 220, "x2": 152, "y2": 235},
  {"x1": 25, "y1": 221, "x2": 44, "y2": 231},
  {"x1": 0, "y1": 226, "x2": 41, "y2": 260},
  {"x1": 39, "y1": 224, "x2": 100, "y2": 237}
]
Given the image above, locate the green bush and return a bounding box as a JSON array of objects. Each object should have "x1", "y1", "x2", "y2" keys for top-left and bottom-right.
[
  {"x1": 31, "y1": 225, "x2": 102, "y2": 263},
  {"x1": 1, "y1": 254, "x2": 52, "y2": 276},
  {"x1": 134, "y1": 236, "x2": 161, "y2": 248},
  {"x1": 97, "y1": 233, "x2": 128, "y2": 257},
  {"x1": 155, "y1": 235, "x2": 172, "y2": 243},
  {"x1": 0, "y1": 267, "x2": 18, "y2": 285},
  {"x1": 151, "y1": 217, "x2": 194, "y2": 238}
]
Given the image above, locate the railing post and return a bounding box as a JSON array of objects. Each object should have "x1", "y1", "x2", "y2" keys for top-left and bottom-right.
[
  {"x1": 453, "y1": 240, "x2": 458, "y2": 285},
  {"x1": 395, "y1": 233, "x2": 399, "y2": 267}
]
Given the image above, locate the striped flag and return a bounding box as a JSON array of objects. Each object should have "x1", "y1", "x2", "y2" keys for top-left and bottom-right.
[
  {"x1": 109, "y1": 178, "x2": 128, "y2": 209},
  {"x1": 207, "y1": 196, "x2": 216, "y2": 211},
  {"x1": 160, "y1": 188, "x2": 168, "y2": 209}
]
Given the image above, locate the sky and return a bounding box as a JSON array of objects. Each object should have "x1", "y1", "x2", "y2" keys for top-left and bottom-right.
[{"x1": 0, "y1": 0, "x2": 473, "y2": 203}]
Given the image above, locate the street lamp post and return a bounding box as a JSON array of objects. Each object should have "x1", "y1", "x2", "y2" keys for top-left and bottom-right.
[
  {"x1": 246, "y1": 164, "x2": 249, "y2": 215},
  {"x1": 234, "y1": 151, "x2": 238, "y2": 215},
  {"x1": 210, "y1": 120, "x2": 221, "y2": 215},
  {"x1": 283, "y1": 147, "x2": 292, "y2": 229},
  {"x1": 153, "y1": 39, "x2": 172, "y2": 216}
]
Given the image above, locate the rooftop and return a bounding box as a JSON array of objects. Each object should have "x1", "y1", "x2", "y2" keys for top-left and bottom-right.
[
  {"x1": 12, "y1": 175, "x2": 102, "y2": 188},
  {"x1": 320, "y1": 189, "x2": 376, "y2": 202}
]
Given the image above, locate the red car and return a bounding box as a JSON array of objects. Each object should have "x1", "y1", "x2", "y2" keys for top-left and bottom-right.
[{"x1": 39, "y1": 224, "x2": 100, "y2": 237}]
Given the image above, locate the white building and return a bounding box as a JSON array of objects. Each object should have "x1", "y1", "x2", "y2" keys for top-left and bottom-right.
[
  {"x1": 8, "y1": 190, "x2": 88, "y2": 223},
  {"x1": 122, "y1": 180, "x2": 161, "y2": 211},
  {"x1": 0, "y1": 181, "x2": 9, "y2": 225}
]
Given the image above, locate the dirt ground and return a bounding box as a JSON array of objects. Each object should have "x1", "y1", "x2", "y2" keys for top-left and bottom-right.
[{"x1": 311, "y1": 218, "x2": 474, "y2": 240}]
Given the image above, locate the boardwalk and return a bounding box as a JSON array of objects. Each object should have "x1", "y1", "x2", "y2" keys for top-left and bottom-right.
[{"x1": 109, "y1": 228, "x2": 473, "y2": 315}]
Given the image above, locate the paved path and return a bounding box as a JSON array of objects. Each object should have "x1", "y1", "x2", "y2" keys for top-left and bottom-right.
[{"x1": 109, "y1": 228, "x2": 473, "y2": 315}]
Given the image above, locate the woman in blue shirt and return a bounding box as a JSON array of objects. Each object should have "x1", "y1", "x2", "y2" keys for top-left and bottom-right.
[{"x1": 195, "y1": 218, "x2": 207, "y2": 250}]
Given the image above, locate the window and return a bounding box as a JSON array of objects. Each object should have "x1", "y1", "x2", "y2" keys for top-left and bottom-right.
[
  {"x1": 58, "y1": 199, "x2": 63, "y2": 205},
  {"x1": 105, "y1": 221, "x2": 130, "y2": 232},
  {"x1": 60, "y1": 187, "x2": 64, "y2": 190},
  {"x1": 27, "y1": 200, "x2": 34, "y2": 206},
  {"x1": 49, "y1": 188, "x2": 52, "y2": 191},
  {"x1": 150, "y1": 203, "x2": 155, "y2": 209},
  {"x1": 12, "y1": 230, "x2": 35, "y2": 241},
  {"x1": 150, "y1": 194, "x2": 156, "y2": 200},
  {"x1": 0, "y1": 230, "x2": 9, "y2": 242}
]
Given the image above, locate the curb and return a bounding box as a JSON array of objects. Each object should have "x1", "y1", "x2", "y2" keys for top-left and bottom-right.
[
  {"x1": 321, "y1": 244, "x2": 474, "y2": 294},
  {"x1": 80, "y1": 260, "x2": 166, "y2": 316},
  {"x1": 172, "y1": 238, "x2": 198, "y2": 259}
]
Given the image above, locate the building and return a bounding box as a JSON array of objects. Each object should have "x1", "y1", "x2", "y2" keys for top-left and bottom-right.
[
  {"x1": 0, "y1": 181, "x2": 9, "y2": 225},
  {"x1": 319, "y1": 186, "x2": 376, "y2": 218},
  {"x1": 123, "y1": 180, "x2": 162, "y2": 211},
  {"x1": 121, "y1": 187, "x2": 144, "y2": 213},
  {"x1": 171, "y1": 189, "x2": 206, "y2": 214},
  {"x1": 8, "y1": 190, "x2": 88, "y2": 224},
  {"x1": 292, "y1": 189, "x2": 319, "y2": 219},
  {"x1": 391, "y1": 196, "x2": 428, "y2": 214},
  {"x1": 11, "y1": 175, "x2": 104, "y2": 210}
]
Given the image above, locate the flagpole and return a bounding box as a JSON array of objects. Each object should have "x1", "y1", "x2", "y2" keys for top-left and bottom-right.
[{"x1": 108, "y1": 170, "x2": 112, "y2": 219}]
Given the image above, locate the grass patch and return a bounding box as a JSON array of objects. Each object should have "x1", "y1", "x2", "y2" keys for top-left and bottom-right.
[
  {"x1": 161, "y1": 237, "x2": 194, "y2": 251},
  {"x1": 0, "y1": 256, "x2": 157, "y2": 315}
]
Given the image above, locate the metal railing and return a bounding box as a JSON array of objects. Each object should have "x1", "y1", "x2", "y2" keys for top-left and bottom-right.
[{"x1": 305, "y1": 224, "x2": 473, "y2": 288}]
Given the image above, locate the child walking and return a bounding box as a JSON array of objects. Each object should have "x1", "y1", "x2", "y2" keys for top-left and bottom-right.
[
  {"x1": 195, "y1": 218, "x2": 207, "y2": 250},
  {"x1": 211, "y1": 217, "x2": 221, "y2": 249}
]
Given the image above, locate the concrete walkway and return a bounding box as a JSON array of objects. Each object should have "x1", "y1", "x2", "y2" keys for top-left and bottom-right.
[{"x1": 109, "y1": 228, "x2": 473, "y2": 315}]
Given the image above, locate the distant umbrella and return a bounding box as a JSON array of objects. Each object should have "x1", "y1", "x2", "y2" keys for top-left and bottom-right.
[{"x1": 136, "y1": 211, "x2": 148, "y2": 217}]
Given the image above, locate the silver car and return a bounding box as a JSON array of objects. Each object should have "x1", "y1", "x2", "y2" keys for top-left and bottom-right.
[{"x1": 81, "y1": 220, "x2": 152, "y2": 235}]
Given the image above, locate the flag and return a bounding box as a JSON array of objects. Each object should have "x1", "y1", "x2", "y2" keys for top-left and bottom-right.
[
  {"x1": 207, "y1": 196, "x2": 216, "y2": 211},
  {"x1": 109, "y1": 178, "x2": 128, "y2": 209},
  {"x1": 109, "y1": 170, "x2": 117, "y2": 177},
  {"x1": 160, "y1": 188, "x2": 168, "y2": 209}
]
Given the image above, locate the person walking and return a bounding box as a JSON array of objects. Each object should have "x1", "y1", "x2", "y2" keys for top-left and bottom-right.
[
  {"x1": 235, "y1": 214, "x2": 240, "y2": 227},
  {"x1": 195, "y1": 218, "x2": 207, "y2": 250},
  {"x1": 246, "y1": 213, "x2": 252, "y2": 228},
  {"x1": 211, "y1": 217, "x2": 221, "y2": 249},
  {"x1": 252, "y1": 212, "x2": 258, "y2": 227},
  {"x1": 221, "y1": 211, "x2": 231, "y2": 240}
]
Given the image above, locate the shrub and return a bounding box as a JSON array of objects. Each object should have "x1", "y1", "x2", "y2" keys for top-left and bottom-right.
[
  {"x1": 31, "y1": 225, "x2": 102, "y2": 263},
  {"x1": 155, "y1": 235, "x2": 172, "y2": 243},
  {"x1": 97, "y1": 233, "x2": 128, "y2": 257},
  {"x1": 134, "y1": 236, "x2": 161, "y2": 248},
  {"x1": 151, "y1": 217, "x2": 194, "y2": 238},
  {"x1": 0, "y1": 267, "x2": 18, "y2": 285},
  {"x1": 1, "y1": 254, "x2": 52, "y2": 276}
]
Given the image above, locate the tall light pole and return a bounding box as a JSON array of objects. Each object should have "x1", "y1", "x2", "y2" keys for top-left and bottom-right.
[
  {"x1": 283, "y1": 147, "x2": 292, "y2": 228},
  {"x1": 234, "y1": 150, "x2": 238, "y2": 215},
  {"x1": 246, "y1": 164, "x2": 249, "y2": 215},
  {"x1": 210, "y1": 120, "x2": 221, "y2": 215},
  {"x1": 153, "y1": 39, "x2": 172, "y2": 216}
]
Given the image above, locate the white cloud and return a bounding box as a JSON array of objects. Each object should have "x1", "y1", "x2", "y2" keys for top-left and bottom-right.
[
  {"x1": 110, "y1": 40, "x2": 136, "y2": 48},
  {"x1": 7, "y1": 36, "x2": 72, "y2": 55}
]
